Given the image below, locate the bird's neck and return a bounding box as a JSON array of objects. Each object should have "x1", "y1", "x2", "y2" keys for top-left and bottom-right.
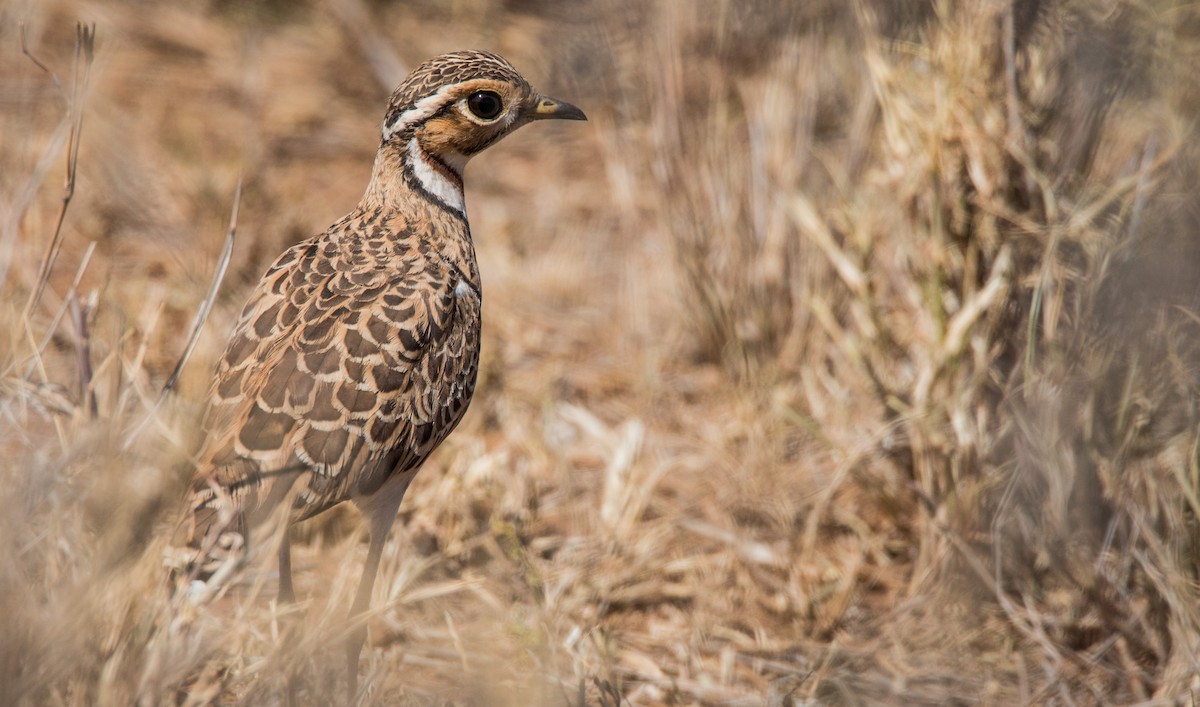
[
  {"x1": 362, "y1": 137, "x2": 468, "y2": 220},
  {"x1": 358, "y1": 139, "x2": 480, "y2": 288}
]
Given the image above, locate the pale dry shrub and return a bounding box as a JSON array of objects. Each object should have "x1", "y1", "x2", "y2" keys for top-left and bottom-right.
[
  {"x1": 603, "y1": 0, "x2": 1200, "y2": 702},
  {"x1": 631, "y1": 0, "x2": 1200, "y2": 702}
]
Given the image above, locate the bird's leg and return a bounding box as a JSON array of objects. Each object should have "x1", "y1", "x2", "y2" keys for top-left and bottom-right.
[
  {"x1": 343, "y1": 471, "x2": 414, "y2": 701},
  {"x1": 345, "y1": 515, "x2": 392, "y2": 700},
  {"x1": 275, "y1": 526, "x2": 301, "y2": 707},
  {"x1": 278, "y1": 526, "x2": 295, "y2": 605}
]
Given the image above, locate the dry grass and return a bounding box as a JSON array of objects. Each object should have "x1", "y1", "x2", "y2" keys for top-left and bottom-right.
[{"x1": 3, "y1": 0, "x2": 1200, "y2": 704}]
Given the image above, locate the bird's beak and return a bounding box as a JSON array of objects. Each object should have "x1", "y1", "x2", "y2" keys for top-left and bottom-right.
[{"x1": 530, "y1": 96, "x2": 588, "y2": 121}]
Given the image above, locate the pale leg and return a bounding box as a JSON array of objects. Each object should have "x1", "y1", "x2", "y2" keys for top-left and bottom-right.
[
  {"x1": 345, "y1": 471, "x2": 413, "y2": 701},
  {"x1": 345, "y1": 516, "x2": 391, "y2": 700},
  {"x1": 278, "y1": 528, "x2": 295, "y2": 604}
]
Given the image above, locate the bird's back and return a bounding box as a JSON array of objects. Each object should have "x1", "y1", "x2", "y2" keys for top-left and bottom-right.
[{"x1": 188, "y1": 203, "x2": 481, "y2": 544}]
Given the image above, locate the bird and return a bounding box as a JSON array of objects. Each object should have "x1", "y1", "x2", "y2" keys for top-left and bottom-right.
[{"x1": 182, "y1": 50, "x2": 586, "y2": 696}]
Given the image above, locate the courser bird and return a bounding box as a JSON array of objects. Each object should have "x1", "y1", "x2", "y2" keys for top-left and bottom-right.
[{"x1": 183, "y1": 50, "x2": 585, "y2": 695}]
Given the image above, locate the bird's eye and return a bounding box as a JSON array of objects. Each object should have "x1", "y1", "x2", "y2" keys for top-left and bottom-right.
[{"x1": 466, "y1": 91, "x2": 503, "y2": 120}]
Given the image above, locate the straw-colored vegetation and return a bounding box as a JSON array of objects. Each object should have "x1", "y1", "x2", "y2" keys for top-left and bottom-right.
[{"x1": 3, "y1": 0, "x2": 1200, "y2": 704}]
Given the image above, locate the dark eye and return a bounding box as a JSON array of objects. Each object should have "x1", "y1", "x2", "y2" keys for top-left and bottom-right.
[{"x1": 466, "y1": 91, "x2": 503, "y2": 120}]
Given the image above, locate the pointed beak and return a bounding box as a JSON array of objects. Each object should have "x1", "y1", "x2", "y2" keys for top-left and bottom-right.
[{"x1": 530, "y1": 96, "x2": 587, "y2": 121}]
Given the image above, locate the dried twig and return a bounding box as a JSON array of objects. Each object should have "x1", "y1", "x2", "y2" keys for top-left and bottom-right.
[
  {"x1": 69, "y1": 292, "x2": 96, "y2": 417},
  {"x1": 24, "y1": 23, "x2": 96, "y2": 319},
  {"x1": 123, "y1": 175, "x2": 241, "y2": 449},
  {"x1": 17, "y1": 240, "x2": 97, "y2": 383},
  {"x1": 0, "y1": 23, "x2": 75, "y2": 294}
]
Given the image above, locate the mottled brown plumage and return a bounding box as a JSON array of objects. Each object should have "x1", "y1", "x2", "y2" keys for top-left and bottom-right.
[{"x1": 183, "y1": 50, "x2": 584, "y2": 694}]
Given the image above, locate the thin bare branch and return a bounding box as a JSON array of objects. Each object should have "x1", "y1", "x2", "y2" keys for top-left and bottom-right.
[
  {"x1": 123, "y1": 175, "x2": 241, "y2": 449},
  {"x1": 163, "y1": 176, "x2": 240, "y2": 396},
  {"x1": 0, "y1": 25, "x2": 74, "y2": 292},
  {"x1": 19, "y1": 21, "x2": 64, "y2": 95},
  {"x1": 17, "y1": 240, "x2": 97, "y2": 383},
  {"x1": 69, "y1": 292, "x2": 96, "y2": 417},
  {"x1": 25, "y1": 23, "x2": 96, "y2": 319}
]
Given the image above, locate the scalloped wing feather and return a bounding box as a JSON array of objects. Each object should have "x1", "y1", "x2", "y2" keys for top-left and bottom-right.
[{"x1": 189, "y1": 221, "x2": 480, "y2": 540}]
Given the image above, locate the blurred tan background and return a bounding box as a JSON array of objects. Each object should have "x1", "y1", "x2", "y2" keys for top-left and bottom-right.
[{"x1": 3, "y1": 0, "x2": 1200, "y2": 704}]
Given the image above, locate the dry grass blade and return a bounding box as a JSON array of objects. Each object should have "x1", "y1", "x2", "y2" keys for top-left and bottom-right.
[
  {"x1": 23, "y1": 23, "x2": 95, "y2": 319},
  {"x1": 16, "y1": 240, "x2": 96, "y2": 383},
  {"x1": 161, "y1": 175, "x2": 241, "y2": 397},
  {"x1": 123, "y1": 175, "x2": 240, "y2": 449},
  {"x1": 0, "y1": 23, "x2": 72, "y2": 292},
  {"x1": 68, "y1": 292, "x2": 95, "y2": 417}
]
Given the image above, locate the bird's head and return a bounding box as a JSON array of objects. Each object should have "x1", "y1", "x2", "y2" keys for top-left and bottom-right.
[{"x1": 380, "y1": 50, "x2": 586, "y2": 175}]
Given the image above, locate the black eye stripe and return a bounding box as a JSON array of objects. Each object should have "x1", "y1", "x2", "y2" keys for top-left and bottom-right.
[{"x1": 466, "y1": 91, "x2": 503, "y2": 120}]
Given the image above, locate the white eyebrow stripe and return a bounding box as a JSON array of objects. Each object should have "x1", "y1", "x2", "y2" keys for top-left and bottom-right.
[
  {"x1": 406, "y1": 138, "x2": 466, "y2": 217},
  {"x1": 381, "y1": 84, "x2": 459, "y2": 142}
]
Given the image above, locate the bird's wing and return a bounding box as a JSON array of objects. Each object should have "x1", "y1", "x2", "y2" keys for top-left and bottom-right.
[{"x1": 190, "y1": 233, "x2": 478, "y2": 538}]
